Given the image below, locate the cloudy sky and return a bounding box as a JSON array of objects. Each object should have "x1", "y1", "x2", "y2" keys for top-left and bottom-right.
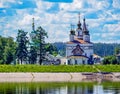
[{"x1": 0, "y1": 0, "x2": 120, "y2": 43}]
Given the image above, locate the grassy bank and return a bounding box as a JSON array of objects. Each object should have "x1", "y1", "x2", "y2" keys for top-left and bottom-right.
[
  {"x1": 0, "y1": 65, "x2": 120, "y2": 72},
  {"x1": 95, "y1": 65, "x2": 120, "y2": 72},
  {"x1": 0, "y1": 65, "x2": 96, "y2": 72}
]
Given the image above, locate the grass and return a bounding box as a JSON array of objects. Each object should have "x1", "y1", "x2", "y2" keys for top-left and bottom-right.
[
  {"x1": 0, "y1": 65, "x2": 120, "y2": 72},
  {"x1": 94, "y1": 65, "x2": 120, "y2": 72},
  {"x1": 0, "y1": 65, "x2": 97, "y2": 72}
]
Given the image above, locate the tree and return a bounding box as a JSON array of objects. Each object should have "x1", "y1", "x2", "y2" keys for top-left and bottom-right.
[
  {"x1": 0, "y1": 36, "x2": 5, "y2": 64},
  {"x1": 3, "y1": 47, "x2": 13, "y2": 64},
  {"x1": 16, "y1": 30, "x2": 28, "y2": 64},
  {"x1": 114, "y1": 47, "x2": 120, "y2": 64},
  {"x1": 110, "y1": 56, "x2": 118, "y2": 64},
  {"x1": 3, "y1": 37, "x2": 16, "y2": 64},
  {"x1": 115, "y1": 47, "x2": 120, "y2": 55},
  {"x1": 103, "y1": 55, "x2": 118, "y2": 64},
  {"x1": 31, "y1": 26, "x2": 47, "y2": 64},
  {"x1": 53, "y1": 42, "x2": 66, "y2": 56},
  {"x1": 0, "y1": 36, "x2": 16, "y2": 64},
  {"x1": 45, "y1": 43, "x2": 58, "y2": 56},
  {"x1": 29, "y1": 46, "x2": 37, "y2": 64}
]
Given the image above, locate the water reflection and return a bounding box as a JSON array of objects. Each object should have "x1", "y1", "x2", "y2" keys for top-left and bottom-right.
[{"x1": 0, "y1": 82, "x2": 120, "y2": 94}]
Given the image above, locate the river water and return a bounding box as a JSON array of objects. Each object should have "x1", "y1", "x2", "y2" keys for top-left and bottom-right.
[{"x1": 0, "y1": 82, "x2": 120, "y2": 94}]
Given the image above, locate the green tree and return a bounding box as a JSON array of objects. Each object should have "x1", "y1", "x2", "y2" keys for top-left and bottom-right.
[
  {"x1": 0, "y1": 36, "x2": 16, "y2": 64},
  {"x1": 53, "y1": 42, "x2": 66, "y2": 56},
  {"x1": 115, "y1": 47, "x2": 120, "y2": 55},
  {"x1": 0, "y1": 37, "x2": 4, "y2": 64},
  {"x1": 3, "y1": 46, "x2": 13, "y2": 64},
  {"x1": 31, "y1": 26, "x2": 47, "y2": 64},
  {"x1": 93, "y1": 43, "x2": 120, "y2": 57},
  {"x1": 0, "y1": 36, "x2": 8, "y2": 64},
  {"x1": 110, "y1": 56, "x2": 118, "y2": 64},
  {"x1": 45, "y1": 43, "x2": 58, "y2": 56},
  {"x1": 29, "y1": 46, "x2": 37, "y2": 64},
  {"x1": 16, "y1": 30, "x2": 28, "y2": 64},
  {"x1": 3, "y1": 37, "x2": 16, "y2": 64},
  {"x1": 114, "y1": 47, "x2": 120, "y2": 63},
  {"x1": 103, "y1": 55, "x2": 118, "y2": 64}
]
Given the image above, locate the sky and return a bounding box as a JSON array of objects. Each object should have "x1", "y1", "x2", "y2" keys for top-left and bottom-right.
[{"x1": 0, "y1": 0, "x2": 120, "y2": 43}]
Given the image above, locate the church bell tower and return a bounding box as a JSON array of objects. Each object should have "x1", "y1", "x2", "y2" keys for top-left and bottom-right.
[
  {"x1": 76, "y1": 13, "x2": 83, "y2": 39},
  {"x1": 83, "y1": 18, "x2": 90, "y2": 42}
]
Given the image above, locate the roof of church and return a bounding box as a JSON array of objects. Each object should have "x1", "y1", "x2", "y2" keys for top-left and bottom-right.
[
  {"x1": 93, "y1": 54, "x2": 101, "y2": 58},
  {"x1": 66, "y1": 38, "x2": 92, "y2": 44}
]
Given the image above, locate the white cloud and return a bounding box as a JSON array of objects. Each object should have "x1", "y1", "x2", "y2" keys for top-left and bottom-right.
[
  {"x1": 3, "y1": 30, "x2": 9, "y2": 37},
  {"x1": 101, "y1": 33, "x2": 118, "y2": 38},
  {"x1": 18, "y1": 14, "x2": 34, "y2": 26},
  {"x1": 7, "y1": 0, "x2": 16, "y2": 3},
  {"x1": 88, "y1": 0, "x2": 110, "y2": 10},
  {"x1": 18, "y1": 1, "x2": 23, "y2": 5},
  {"x1": 0, "y1": 2, "x2": 4, "y2": 7},
  {"x1": 0, "y1": 0, "x2": 120, "y2": 43},
  {"x1": 89, "y1": 22, "x2": 100, "y2": 28},
  {"x1": 103, "y1": 24, "x2": 120, "y2": 33},
  {"x1": 112, "y1": 0, "x2": 120, "y2": 9},
  {"x1": 59, "y1": 0, "x2": 83, "y2": 11},
  {"x1": 112, "y1": 14, "x2": 120, "y2": 21},
  {"x1": 93, "y1": 39, "x2": 120, "y2": 43},
  {"x1": 35, "y1": 0, "x2": 53, "y2": 11},
  {"x1": 0, "y1": 0, "x2": 16, "y2": 8},
  {"x1": 3, "y1": 30, "x2": 16, "y2": 38},
  {"x1": 115, "y1": 25, "x2": 120, "y2": 32},
  {"x1": 45, "y1": 23, "x2": 69, "y2": 42}
]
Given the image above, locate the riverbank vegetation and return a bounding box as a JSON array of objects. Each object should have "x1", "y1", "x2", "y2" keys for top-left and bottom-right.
[
  {"x1": 0, "y1": 65, "x2": 120, "y2": 72},
  {"x1": 95, "y1": 65, "x2": 120, "y2": 72},
  {"x1": 0, "y1": 65, "x2": 96, "y2": 72}
]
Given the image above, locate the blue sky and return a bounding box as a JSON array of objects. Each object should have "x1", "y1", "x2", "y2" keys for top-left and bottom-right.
[{"x1": 0, "y1": 0, "x2": 120, "y2": 43}]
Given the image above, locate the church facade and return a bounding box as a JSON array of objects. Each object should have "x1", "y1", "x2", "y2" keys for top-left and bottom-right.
[{"x1": 66, "y1": 14, "x2": 93, "y2": 65}]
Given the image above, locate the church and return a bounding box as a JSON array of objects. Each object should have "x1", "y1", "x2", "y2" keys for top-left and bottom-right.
[{"x1": 66, "y1": 14, "x2": 93, "y2": 65}]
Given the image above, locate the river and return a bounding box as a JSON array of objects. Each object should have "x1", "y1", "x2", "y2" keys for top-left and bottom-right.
[{"x1": 0, "y1": 82, "x2": 120, "y2": 94}]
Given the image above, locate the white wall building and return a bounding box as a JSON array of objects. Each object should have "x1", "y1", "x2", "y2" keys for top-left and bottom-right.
[{"x1": 66, "y1": 14, "x2": 93, "y2": 65}]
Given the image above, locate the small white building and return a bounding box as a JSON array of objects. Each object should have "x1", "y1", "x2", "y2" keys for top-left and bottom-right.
[{"x1": 66, "y1": 14, "x2": 93, "y2": 65}]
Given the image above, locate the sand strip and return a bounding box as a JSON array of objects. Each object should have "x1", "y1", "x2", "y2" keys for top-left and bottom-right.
[{"x1": 0, "y1": 72, "x2": 120, "y2": 82}]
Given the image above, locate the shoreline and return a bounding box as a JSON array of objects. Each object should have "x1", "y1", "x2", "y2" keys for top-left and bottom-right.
[{"x1": 0, "y1": 72, "x2": 120, "y2": 82}]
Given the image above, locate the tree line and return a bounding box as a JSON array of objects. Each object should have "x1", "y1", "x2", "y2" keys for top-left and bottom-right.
[
  {"x1": 93, "y1": 43, "x2": 120, "y2": 57},
  {"x1": 0, "y1": 26, "x2": 58, "y2": 64},
  {"x1": 0, "y1": 36, "x2": 16, "y2": 64}
]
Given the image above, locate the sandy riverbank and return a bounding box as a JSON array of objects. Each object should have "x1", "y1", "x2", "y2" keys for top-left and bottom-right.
[{"x1": 0, "y1": 73, "x2": 120, "y2": 82}]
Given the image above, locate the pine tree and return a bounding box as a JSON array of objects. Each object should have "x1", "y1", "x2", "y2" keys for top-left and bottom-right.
[
  {"x1": 29, "y1": 46, "x2": 37, "y2": 64},
  {"x1": 45, "y1": 43, "x2": 58, "y2": 56},
  {"x1": 0, "y1": 36, "x2": 16, "y2": 64},
  {"x1": 16, "y1": 30, "x2": 28, "y2": 64},
  {"x1": 3, "y1": 37, "x2": 16, "y2": 64},
  {"x1": 115, "y1": 47, "x2": 120, "y2": 55},
  {"x1": 31, "y1": 26, "x2": 47, "y2": 65}
]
